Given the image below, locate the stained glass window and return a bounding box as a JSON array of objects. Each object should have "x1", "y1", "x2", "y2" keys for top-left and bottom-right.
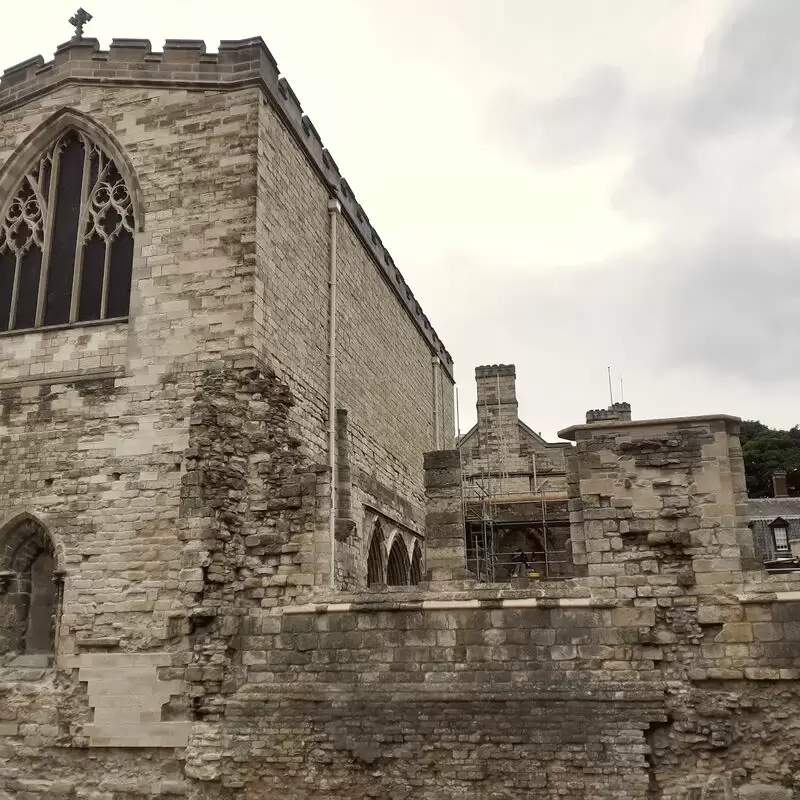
[{"x1": 0, "y1": 129, "x2": 135, "y2": 332}]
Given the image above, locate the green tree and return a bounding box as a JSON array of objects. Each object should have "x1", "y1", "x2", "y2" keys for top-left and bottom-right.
[{"x1": 740, "y1": 420, "x2": 800, "y2": 497}]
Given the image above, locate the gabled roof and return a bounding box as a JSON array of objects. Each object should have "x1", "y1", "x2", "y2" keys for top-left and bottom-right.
[
  {"x1": 748, "y1": 498, "x2": 800, "y2": 520},
  {"x1": 457, "y1": 420, "x2": 571, "y2": 451},
  {"x1": 519, "y1": 420, "x2": 572, "y2": 450}
]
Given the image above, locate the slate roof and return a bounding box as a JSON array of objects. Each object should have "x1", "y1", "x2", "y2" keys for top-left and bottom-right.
[{"x1": 748, "y1": 498, "x2": 800, "y2": 520}]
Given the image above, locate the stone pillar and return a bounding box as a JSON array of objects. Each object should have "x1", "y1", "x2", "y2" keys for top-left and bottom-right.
[
  {"x1": 559, "y1": 414, "x2": 757, "y2": 583},
  {"x1": 423, "y1": 450, "x2": 468, "y2": 582}
]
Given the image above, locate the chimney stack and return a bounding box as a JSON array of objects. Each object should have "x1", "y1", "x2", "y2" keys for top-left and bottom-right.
[
  {"x1": 475, "y1": 364, "x2": 520, "y2": 458},
  {"x1": 773, "y1": 469, "x2": 789, "y2": 498}
]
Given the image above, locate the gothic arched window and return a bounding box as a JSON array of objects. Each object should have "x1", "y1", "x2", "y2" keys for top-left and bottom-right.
[
  {"x1": 410, "y1": 541, "x2": 423, "y2": 585},
  {"x1": 367, "y1": 522, "x2": 386, "y2": 587},
  {"x1": 0, "y1": 129, "x2": 135, "y2": 332},
  {"x1": 386, "y1": 538, "x2": 410, "y2": 586}
]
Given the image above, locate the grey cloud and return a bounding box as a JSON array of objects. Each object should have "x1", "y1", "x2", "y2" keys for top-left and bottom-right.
[
  {"x1": 687, "y1": 0, "x2": 800, "y2": 133},
  {"x1": 656, "y1": 234, "x2": 800, "y2": 377},
  {"x1": 498, "y1": 0, "x2": 800, "y2": 167},
  {"x1": 445, "y1": 227, "x2": 800, "y2": 397},
  {"x1": 493, "y1": 0, "x2": 800, "y2": 382},
  {"x1": 619, "y1": 0, "x2": 800, "y2": 215},
  {"x1": 499, "y1": 65, "x2": 630, "y2": 163}
]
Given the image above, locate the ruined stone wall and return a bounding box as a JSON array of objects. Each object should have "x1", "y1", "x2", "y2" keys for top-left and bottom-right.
[
  {"x1": 6, "y1": 386, "x2": 800, "y2": 799},
  {"x1": 193, "y1": 416, "x2": 800, "y2": 800},
  {"x1": 0, "y1": 73, "x2": 267, "y2": 793},
  {"x1": 564, "y1": 414, "x2": 757, "y2": 580},
  {"x1": 224, "y1": 598, "x2": 665, "y2": 799},
  {"x1": 0, "y1": 79, "x2": 262, "y2": 651}
]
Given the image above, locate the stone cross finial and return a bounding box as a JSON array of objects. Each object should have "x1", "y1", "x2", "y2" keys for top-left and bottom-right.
[{"x1": 69, "y1": 7, "x2": 93, "y2": 40}]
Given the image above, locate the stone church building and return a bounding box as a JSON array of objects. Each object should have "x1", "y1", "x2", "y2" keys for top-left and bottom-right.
[
  {"x1": 0, "y1": 28, "x2": 454, "y2": 786},
  {"x1": 3, "y1": 27, "x2": 800, "y2": 800}
]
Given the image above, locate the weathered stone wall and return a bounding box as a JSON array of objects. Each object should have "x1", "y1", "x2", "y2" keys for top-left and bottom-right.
[
  {"x1": 5, "y1": 393, "x2": 800, "y2": 798},
  {"x1": 220, "y1": 680, "x2": 664, "y2": 799},
  {"x1": 253, "y1": 94, "x2": 454, "y2": 567},
  {"x1": 563, "y1": 414, "x2": 757, "y2": 580},
  {"x1": 0, "y1": 77, "x2": 261, "y2": 655},
  {"x1": 0, "y1": 34, "x2": 455, "y2": 799}
]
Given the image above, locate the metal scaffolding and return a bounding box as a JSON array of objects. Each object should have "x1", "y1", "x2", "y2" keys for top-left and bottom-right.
[{"x1": 458, "y1": 375, "x2": 564, "y2": 582}]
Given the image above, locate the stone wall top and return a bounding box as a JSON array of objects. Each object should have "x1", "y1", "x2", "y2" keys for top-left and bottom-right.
[
  {"x1": 558, "y1": 413, "x2": 741, "y2": 441},
  {"x1": 0, "y1": 36, "x2": 454, "y2": 379},
  {"x1": 475, "y1": 364, "x2": 516, "y2": 378}
]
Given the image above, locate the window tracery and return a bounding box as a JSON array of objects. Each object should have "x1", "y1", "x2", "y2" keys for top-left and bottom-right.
[{"x1": 0, "y1": 129, "x2": 135, "y2": 332}]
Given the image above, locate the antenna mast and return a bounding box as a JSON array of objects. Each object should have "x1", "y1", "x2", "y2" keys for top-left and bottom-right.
[{"x1": 607, "y1": 366, "x2": 614, "y2": 405}]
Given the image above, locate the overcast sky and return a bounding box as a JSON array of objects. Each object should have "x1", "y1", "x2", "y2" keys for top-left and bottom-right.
[{"x1": 4, "y1": 1, "x2": 799, "y2": 440}]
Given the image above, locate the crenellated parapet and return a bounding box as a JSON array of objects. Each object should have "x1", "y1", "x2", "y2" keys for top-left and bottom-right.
[
  {"x1": 0, "y1": 36, "x2": 454, "y2": 377},
  {"x1": 585, "y1": 402, "x2": 632, "y2": 424}
]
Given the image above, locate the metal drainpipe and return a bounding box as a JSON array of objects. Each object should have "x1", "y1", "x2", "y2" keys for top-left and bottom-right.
[{"x1": 327, "y1": 196, "x2": 341, "y2": 590}]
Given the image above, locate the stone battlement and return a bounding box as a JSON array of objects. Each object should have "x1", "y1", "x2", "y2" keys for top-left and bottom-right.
[
  {"x1": 0, "y1": 36, "x2": 453, "y2": 377},
  {"x1": 475, "y1": 363, "x2": 516, "y2": 378},
  {"x1": 583, "y1": 401, "x2": 632, "y2": 423}
]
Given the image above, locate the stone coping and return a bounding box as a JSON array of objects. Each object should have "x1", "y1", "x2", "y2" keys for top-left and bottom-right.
[
  {"x1": 0, "y1": 37, "x2": 454, "y2": 379},
  {"x1": 232, "y1": 681, "x2": 667, "y2": 704},
  {"x1": 559, "y1": 413, "x2": 741, "y2": 440},
  {"x1": 298, "y1": 578, "x2": 610, "y2": 603},
  {"x1": 738, "y1": 590, "x2": 800, "y2": 604},
  {"x1": 279, "y1": 596, "x2": 613, "y2": 615}
]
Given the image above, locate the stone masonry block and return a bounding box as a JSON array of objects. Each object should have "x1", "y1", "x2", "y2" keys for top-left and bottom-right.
[{"x1": 611, "y1": 608, "x2": 655, "y2": 627}]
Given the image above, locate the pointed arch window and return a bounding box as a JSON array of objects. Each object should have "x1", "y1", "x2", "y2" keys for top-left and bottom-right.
[
  {"x1": 387, "y1": 538, "x2": 410, "y2": 586},
  {"x1": 367, "y1": 522, "x2": 386, "y2": 587},
  {"x1": 410, "y1": 542, "x2": 423, "y2": 585},
  {"x1": 0, "y1": 129, "x2": 135, "y2": 333}
]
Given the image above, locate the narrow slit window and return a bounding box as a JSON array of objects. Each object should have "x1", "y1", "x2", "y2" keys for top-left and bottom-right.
[{"x1": 0, "y1": 129, "x2": 135, "y2": 332}]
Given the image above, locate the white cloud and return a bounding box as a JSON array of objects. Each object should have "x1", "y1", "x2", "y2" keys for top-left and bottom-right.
[{"x1": 2, "y1": 0, "x2": 797, "y2": 440}]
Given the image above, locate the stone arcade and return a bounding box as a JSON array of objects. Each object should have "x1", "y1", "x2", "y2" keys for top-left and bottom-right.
[{"x1": 1, "y1": 30, "x2": 800, "y2": 800}]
